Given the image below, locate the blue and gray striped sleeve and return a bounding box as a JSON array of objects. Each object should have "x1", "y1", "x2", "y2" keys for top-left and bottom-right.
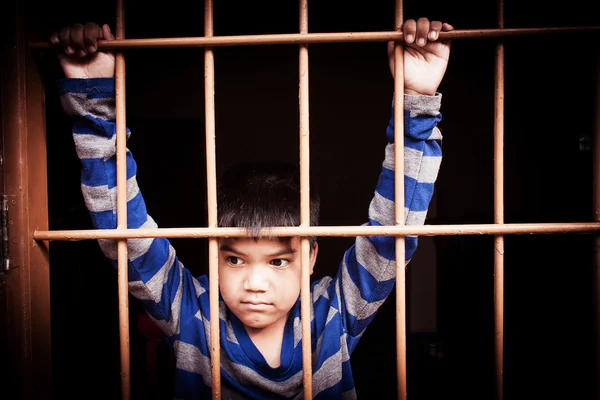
[
  {"x1": 59, "y1": 78, "x2": 206, "y2": 339},
  {"x1": 337, "y1": 94, "x2": 443, "y2": 344}
]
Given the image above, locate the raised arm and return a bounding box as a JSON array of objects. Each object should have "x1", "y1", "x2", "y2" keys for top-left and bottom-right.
[
  {"x1": 334, "y1": 18, "x2": 452, "y2": 343},
  {"x1": 52, "y1": 24, "x2": 209, "y2": 339}
]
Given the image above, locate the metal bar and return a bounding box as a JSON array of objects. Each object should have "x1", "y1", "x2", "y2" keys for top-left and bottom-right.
[
  {"x1": 32, "y1": 222, "x2": 600, "y2": 241},
  {"x1": 494, "y1": 1, "x2": 505, "y2": 399},
  {"x1": 204, "y1": 0, "x2": 221, "y2": 398},
  {"x1": 298, "y1": 0, "x2": 312, "y2": 398},
  {"x1": 594, "y1": 52, "x2": 600, "y2": 400},
  {"x1": 115, "y1": 0, "x2": 131, "y2": 398},
  {"x1": 28, "y1": 27, "x2": 600, "y2": 50},
  {"x1": 393, "y1": 2, "x2": 406, "y2": 399}
]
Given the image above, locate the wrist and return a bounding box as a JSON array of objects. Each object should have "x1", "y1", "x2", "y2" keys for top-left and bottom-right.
[
  {"x1": 63, "y1": 71, "x2": 115, "y2": 79},
  {"x1": 65, "y1": 73, "x2": 115, "y2": 79},
  {"x1": 404, "y1": 88, "x2": 436, "y2": 96}
]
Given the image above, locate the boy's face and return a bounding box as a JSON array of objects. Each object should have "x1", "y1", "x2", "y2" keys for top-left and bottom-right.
[{"x1": 218, "y1": 237, "x2": 318, "y2": 332}]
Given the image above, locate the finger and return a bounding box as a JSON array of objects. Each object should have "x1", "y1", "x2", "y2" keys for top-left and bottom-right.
[
  {"x1": 429, "y1": 20, "x2": 443, "y2": 41},
  {"x1": 70, "y1": 23, "x2": 87, "y2": 57},
  {"x1": 49, "y1": 32, "x2": 59, "y2": 45},
  {"x1": 102, "y1": 24, "x2": 115, "y2": 41},
  {"x1": 442, "y1": 22, "x2": 455, "y2": 32},
  {"x1": 84, "y1": 23, "x2": 102, "y2": 53},
  {"x1": 387, "y1": 40, "x2": 394, "y2": 57},
  {"x1": 402, "y1": 19, "x2": 417, "y2": 44},
  {"x1": 387, "y1": 40, "x2": 395, "y2": 77},
  {"x1": 49, "y1": 32, "x2": 67, "y2": 60},
  {"x1": 59, "y1": 27, "x2": 73, "y2": 55},
  {"x1": 441, "y1": 23, "x2": 455, "y2": 46},
  {"x1": 416, "y1": 17, "x2": 430, "y2": 46}
]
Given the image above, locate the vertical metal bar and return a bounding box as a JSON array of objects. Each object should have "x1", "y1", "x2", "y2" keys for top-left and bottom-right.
[
  {"x1": 594, "y1": 53, "x2": 600, "y2": 400},
  {"x1": 494, "y1": 1, "x2": 505, "y2": 399},
  {"x1": 115, "y1": 0, "x2": 131, "y2": 398},
  {"x1": 393, "y1": 1, "x2": 406, "y2": 399},
  {"x1": 204, "y1": 0, "x2": 221, "y2": 398},
  {"x1": 299, "y1": 0, "x2": 313, "y2": 398}
]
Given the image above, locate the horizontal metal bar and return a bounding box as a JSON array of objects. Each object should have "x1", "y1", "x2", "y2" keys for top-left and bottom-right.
[
  {"x1": 33, "y1": 222, "x2": 600, "y2": 241},
  {"x1": 29, "y1": 27, "x2": 600, "y2": 50}
]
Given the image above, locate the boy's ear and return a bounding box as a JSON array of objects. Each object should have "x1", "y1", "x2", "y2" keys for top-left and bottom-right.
[{"x1": 309, "y1": 242, "x2": 319, "y2": 275}]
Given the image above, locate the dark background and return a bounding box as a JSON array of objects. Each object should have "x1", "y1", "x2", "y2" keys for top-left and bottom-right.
[{"x1": 34, "y1": 0, "x2": 599, "y2": 398}]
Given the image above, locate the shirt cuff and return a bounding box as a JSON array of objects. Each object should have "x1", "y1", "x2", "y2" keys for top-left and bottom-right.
[
  {"x1": 57, "y1": 78, "x2": 115, "y2": 97},
  {"x1": 404, "y1": 93, "x2": 442, "y2": 112}
]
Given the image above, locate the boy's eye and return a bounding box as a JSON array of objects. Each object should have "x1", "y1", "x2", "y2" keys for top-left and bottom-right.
[
  {"x1": 270, "y1": 259, "x2": 290, "y2": 268},
  {"x1": 226, "y1": 256, "x2": 244, "y2": 266}
]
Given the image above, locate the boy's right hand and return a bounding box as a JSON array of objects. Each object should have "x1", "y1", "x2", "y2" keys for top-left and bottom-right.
[{"x1": 50, "y1": 23, "x2": 115, "y2": 79}]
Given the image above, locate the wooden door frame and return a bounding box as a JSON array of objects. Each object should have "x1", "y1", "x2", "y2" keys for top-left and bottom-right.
[{"x1": 1, "y1": 0, "x2": 51, "y2": 397}]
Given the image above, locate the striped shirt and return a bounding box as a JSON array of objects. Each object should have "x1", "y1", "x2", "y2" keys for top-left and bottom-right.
[{"x1": 59, "y1": 77, "x2": 443, "y2": 399}]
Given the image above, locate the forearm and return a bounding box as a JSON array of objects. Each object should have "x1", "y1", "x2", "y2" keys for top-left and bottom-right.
[
  {"x1": 59, "y1": 77, "x2": 202, "y2": 334},
  {"x1": 382, "y1": 93, "x2": 443, "y2": 230},
  {"x1": 341, "y1": 93, "x2": 443, "y2": 340},
  {"x1": 60, "y1": 78, "x2": 152, "y2": 250},
  {"x1": 363, "y1": 93, "x2": 442, "y2": 269}
]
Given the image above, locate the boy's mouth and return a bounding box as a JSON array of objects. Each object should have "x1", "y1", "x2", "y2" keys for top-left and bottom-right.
[{"x1": 241, "y1": 301, "x2": 273, "y2": 311}]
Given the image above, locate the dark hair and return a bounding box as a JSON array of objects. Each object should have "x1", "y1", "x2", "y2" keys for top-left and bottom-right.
[{"x1": 217, "y1": 161, "x2": 320, "y2": 246}]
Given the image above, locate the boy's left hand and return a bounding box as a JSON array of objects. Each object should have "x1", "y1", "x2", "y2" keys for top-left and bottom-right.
[{"x1": 388, "y1": 18, "x2": 454, "y2": 96}]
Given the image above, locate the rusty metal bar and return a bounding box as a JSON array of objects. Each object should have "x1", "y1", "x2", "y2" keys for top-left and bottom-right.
[
  {"x1": 33, "y1": 222, "x2": 600, "y2": 241},
  {"x1": 204, "y1": 0, "x2": 221, "y2": 398},
  {"x1": 115, "y1": 0, "x2": 131, "y2": 398},
  {"x1": 298, "y1": 0, "x2": 312, "y2": 397},
  {"x1": 594, "y1": 52, "x2": 600, "y2": 400},
  {"x1": 393, "y1": 1, "x2": 406, "y2": 399},
  {"x1": 28, "y1": 27, "x2": 600, "y2": 50},
  {"x1": 494, "y1": 1, "x2": 505, "y2": 399}
]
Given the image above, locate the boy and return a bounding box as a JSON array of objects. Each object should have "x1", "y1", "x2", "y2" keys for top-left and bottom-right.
[{"x1": 51, "y1": 17, "x2": 452, "y2": 399}]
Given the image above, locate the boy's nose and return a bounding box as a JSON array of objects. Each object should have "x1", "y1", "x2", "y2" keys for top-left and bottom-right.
[{"x1": 243, "y1": 266, "x2": 269, "y2": 292}]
